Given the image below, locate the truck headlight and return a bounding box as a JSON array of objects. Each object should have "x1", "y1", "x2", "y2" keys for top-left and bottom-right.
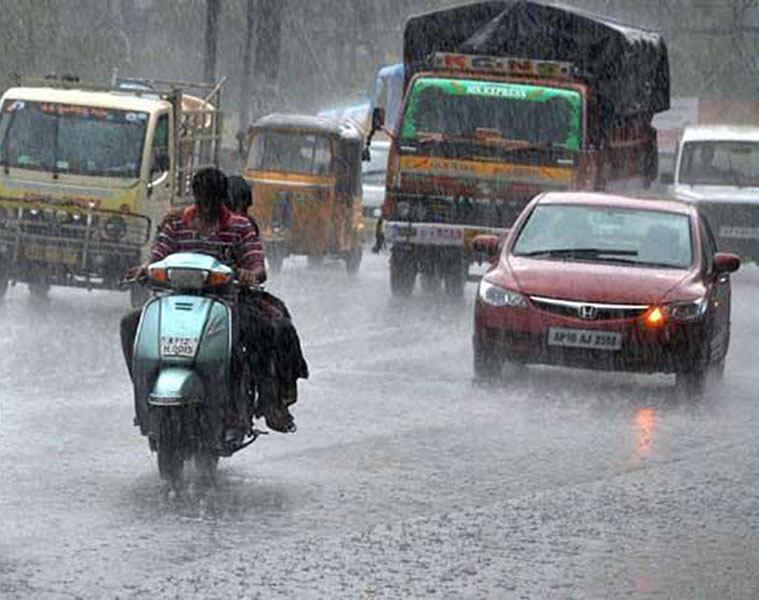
[
  {"x1": 668, "y1": 297, "x2": 708, "y2": 322},
  {"x1": 396, "y1": 200, "x2": 411, "y2": 219},
  {"x1": 478, "y1": 279, "x2": 526, "y2": 307}
]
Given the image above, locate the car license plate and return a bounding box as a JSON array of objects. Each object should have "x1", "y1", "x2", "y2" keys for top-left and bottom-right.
[
  {"x1": 160, "y1": 336, "x2": 199, "y2": 358},
  {"x1": 23, "y1": 245, "x2": 79, "y2": 265},
  {"x1": 548, "y1": 327, "x2": 622, "y2": 351},
  {"x1": 719, "y1": 226, "x2": 759, "y2": 239}
]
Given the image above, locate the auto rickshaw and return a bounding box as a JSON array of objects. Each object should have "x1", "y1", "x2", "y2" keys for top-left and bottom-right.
[{"x1": 243, "y1": 114, "x2": 365, "y2": 273}]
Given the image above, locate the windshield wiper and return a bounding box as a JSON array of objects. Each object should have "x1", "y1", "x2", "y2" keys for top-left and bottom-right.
[{"x1": 517, "y1": 247, "x2": 639, "y2": 259}]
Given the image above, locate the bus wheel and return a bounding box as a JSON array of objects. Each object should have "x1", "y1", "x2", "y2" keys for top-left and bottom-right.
[{"x1": 390, "y1": 249, "x2": 416, "y2": 297}]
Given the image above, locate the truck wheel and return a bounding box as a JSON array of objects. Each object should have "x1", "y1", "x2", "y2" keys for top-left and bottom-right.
[
  {"x1": 390, "y1": 249, "x2": 416, "y2": 297},
  {"x1": 308, "y1": 255, "x2": 324, "y2": 268},
  {"x1": 675, "y1": 369, "x2": 707, "y2": 399},
  {"x1": 443, "y1": 255, "x2": 466, "y2": 300},
  {"x1": 346, "y1": 246, "x2": 363, "y2": 275}
]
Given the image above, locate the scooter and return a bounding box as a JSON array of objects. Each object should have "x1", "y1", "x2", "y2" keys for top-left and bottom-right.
[{"x1": 130, "y1": 252, "x2": 263, "y2": 483}]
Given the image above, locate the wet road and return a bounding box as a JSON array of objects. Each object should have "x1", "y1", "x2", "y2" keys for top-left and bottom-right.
[{"x1": 1, "y1": 253, "x2": 759, "y2": 599}]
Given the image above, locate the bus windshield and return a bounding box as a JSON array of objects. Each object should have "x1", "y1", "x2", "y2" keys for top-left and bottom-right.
[
  {"x1": 400, "y1": 77, "x2": 582, "y2": 151},
  {"x1": 0, "y1": 100, "x2": 148, "y2": 178}
]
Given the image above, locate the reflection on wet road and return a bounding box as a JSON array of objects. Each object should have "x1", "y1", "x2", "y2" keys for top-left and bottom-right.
[{"x1": 1, "y1": 254, "x2": 759, "y2": 598}]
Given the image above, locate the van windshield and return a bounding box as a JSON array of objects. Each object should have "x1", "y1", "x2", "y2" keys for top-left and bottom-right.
[
  {"x1": 248, "y1": 131, "x2": 333, "y2": 176},
  {"x1": 678, "y1": 140, "x2": 759, "y2": 187},
  {"x1": 400, "y1": 77, "x2": 582, "y2": 151},
  {"x1": 0, "y1": 100, "x2": 148, "y2": 178}
]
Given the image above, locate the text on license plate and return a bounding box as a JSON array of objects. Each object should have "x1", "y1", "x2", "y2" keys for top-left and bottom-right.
[
  {"x1": 548, "y1": 327, "x2": 622, "y2": 350},
  {"x1": 160, "y1": 336, "x2": 199, "y2": 358},
  {"x1": 23, "y1": 245, "x2": 79, "y2": 265}
]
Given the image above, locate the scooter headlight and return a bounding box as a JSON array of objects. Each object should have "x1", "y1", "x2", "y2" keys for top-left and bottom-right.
[
  {"x1": 167, "y1": 268, "x2": 208, "y2": 289},
  {"x1": 478, "y1": 279, "x2": 526, "y2": 308}
]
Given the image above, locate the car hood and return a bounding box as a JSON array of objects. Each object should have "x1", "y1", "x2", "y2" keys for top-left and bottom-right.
[
  {"x1": 673, "y1": 184, "x2": 759, "y2": 204},
  {"x1": 506, "y1": 256, "x2": 692, "y2": 304}
]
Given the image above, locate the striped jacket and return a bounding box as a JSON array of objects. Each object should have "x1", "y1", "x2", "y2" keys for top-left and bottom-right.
[{"x1": 150, "y1": 205, "x2": 265, "y2": 271}]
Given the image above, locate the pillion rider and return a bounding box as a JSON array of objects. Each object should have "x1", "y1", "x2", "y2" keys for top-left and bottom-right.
[{"x1": 119, "y1": 167, "x2": 308, "y2": 433}]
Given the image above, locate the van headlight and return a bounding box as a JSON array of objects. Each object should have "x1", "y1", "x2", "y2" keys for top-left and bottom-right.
[
  {"x1": 668, "y1": 297, "x2": 708, "y2": 322},
  {"x1": 478, "y1": 279, "x2": 526, "y2": 307}
]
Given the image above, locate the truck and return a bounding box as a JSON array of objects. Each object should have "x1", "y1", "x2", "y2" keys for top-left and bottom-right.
[
  {"x1": 370, "y1": 0, "x2": 670, "y2": 298},
  {"x1": 0, "y1": 74, "x2": 223, "y2": 304}
]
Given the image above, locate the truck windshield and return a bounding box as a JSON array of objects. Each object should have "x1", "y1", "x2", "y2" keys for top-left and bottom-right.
[
  {"x1": 678, "y1": 141, "x2": 759, "y2": 187},
  {"x1": 248, "y1": 131, "x2": 333, "y2": 176},
  {"x1": 400, "y1": 77, "x2": 582, "y2": 151},
  {"x1": 0, "y1": 100, "x2": 147, "y2": 178}
]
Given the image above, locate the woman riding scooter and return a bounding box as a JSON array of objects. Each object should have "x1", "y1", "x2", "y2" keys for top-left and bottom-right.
[{"x1": 120, "y1": 168, "x2": 308, "y2": 433}]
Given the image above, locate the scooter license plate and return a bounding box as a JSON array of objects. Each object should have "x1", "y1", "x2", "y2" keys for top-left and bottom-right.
[{"x1": 160, "y1": 336, "x2": 199, "y2": 358}]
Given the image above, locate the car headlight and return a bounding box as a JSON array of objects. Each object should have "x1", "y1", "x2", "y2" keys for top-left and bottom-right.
[
  {"x1": 668, "y1": 297, "x2": 708, "y2": 322},
  {"x1": 478, "y1": 279, "x2": 526, "y2": 307},
  {"x1": 396, "y1": 200, "x2": 411, "y2": 219}
]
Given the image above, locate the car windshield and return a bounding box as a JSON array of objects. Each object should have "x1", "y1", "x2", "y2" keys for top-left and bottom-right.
[
  {"x1": 247, "y1": 131, "x2": 333, "y2": 176},
  {"x1": 512, "y1": 204, "x2": 694, "y2": 268},
  {"x1": 678, "y1": 140, "x2": 759, "y2": 187},
  {"x1": 0, "y1": 100, "x2": 147, "y2": 178},
  {"x1": 400, "y1": 77, "x2": 582, "y2": 151}
]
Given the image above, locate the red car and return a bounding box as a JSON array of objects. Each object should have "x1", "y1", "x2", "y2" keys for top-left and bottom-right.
[{"x1": 473, "y1": 192, "x2": 740, "y2": 393}]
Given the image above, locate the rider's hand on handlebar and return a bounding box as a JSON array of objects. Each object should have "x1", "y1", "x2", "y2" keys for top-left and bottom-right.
[
  {"x1": 239, "y1": 267, "x2": 266, "y2": 287},
  {"x1": 125, "y1": 262, "x2": 149, "y2": 281}
]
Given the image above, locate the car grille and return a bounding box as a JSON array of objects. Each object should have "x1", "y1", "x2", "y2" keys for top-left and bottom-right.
[{"x1": 530, "y1": 296, "x2": 648, "y2": 321}]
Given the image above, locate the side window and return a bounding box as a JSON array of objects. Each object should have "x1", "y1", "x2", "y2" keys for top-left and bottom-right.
[
  {"x1": 150, "y1": 113, "x2": 170, "y2": 176},
  {"x1": 700, "y1": 215, "x2": 717, "y2": 272}
]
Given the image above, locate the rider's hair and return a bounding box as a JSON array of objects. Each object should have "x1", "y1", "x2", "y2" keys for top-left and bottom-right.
[
  {"x1": 192, "y1": 167, "x2": 228, "y2": 220},
  {"x1": 226, "y1": 175, "x2": 252, "y2": 214}
]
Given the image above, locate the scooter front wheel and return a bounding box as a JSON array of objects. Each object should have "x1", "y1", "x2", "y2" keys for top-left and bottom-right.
[{"x1": 156, "y1": 413, "x2": 184, "y2": 484}]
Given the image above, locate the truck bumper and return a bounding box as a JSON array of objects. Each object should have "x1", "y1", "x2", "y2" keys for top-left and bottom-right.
[{"x1": 384, "y1": 220, "x2": 507, "y2": 249}]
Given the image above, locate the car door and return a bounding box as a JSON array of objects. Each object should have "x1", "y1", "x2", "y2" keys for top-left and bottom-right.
[{"x1": 700, "y1": 215, "x2": 731, "y2": 357}]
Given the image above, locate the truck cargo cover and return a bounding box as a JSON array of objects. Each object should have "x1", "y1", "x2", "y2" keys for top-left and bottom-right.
[{"x1": 403, "y1": 0, "x2": 669, "y2": 118}]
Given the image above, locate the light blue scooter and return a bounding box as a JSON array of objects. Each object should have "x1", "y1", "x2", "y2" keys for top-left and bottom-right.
[{"x1": 131, "y1": 252, "x2": 263, "y2": 482}]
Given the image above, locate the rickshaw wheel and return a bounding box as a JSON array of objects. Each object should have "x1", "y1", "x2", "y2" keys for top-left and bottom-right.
[
  {"x1": 268, "y1": 253, "x2": 284, "y2": 274},
  {"x1": 346, "y1": 246, "x2": 363, "y2": 274}
]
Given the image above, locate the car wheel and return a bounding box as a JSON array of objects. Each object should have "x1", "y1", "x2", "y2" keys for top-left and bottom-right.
[
  {"x1": 473, "y1": 337, "x2": 504, "y2": 381},
  {"x1": 390, "y1": 249, "x2": 416, "y2": 297},
  {"x1": 675, "y1": 369, "x2": 707, "y2": 398}
]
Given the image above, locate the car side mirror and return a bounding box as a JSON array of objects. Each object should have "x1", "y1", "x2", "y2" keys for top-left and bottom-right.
[
  {"x1": 713, "y1": 252, "x2": 740, "y2": 274},
  {"x1": 659, "y1": 172, "x2": 674, "y2": 185},
  {"x1": 472, "y1": 234, "x2": 500, "y2": 264},
  {"x1": 372, "y1": 107, "x2": 386, "y2": 131}
]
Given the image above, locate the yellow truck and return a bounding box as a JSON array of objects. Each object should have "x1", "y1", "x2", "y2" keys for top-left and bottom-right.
[{"x1": 0, "y1": 75, "x2": 223, "y2": 304}]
